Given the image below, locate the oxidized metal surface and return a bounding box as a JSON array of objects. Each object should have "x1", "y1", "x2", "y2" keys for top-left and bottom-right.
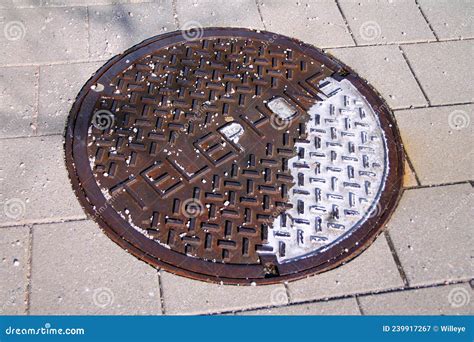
[{"x1": 65, "y1": 28, "x2": 404, "y2": 284}]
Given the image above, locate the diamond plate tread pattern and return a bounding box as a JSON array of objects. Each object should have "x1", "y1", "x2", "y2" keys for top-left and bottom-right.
[{"x1": 88, "y1": 37, "x2": 333, "y2": 264}]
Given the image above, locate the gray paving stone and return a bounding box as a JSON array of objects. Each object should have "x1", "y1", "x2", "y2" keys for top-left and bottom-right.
[
  {"x1": 0, "y1": 7, "x2": 88, "y2": 65},
  {"x1": 258, "y1": 0, "x2": 354, "y2": 48},
  {"x1": 328, "y1": 46, "x2": 427, "y2": 109},
  {"x1": 239, "y1": 297, "x2": 361, "y2": 315},
  {"x1": 38, "y1": 62, "x2": 102, "y2": 135},
  {"x1": 30, "y1": 220, "x2": 162, "y2": 314},
  {"x1": 418, "y1": 0, "x2": 474, "y2": 40},
  {"x1": 88, "y1": 2, "x2": 176, "y2": 60},
  {"x1": 0, "y1": 66, "x2": 37, "y2": 138},
  {"x1": 176, "y1": 0, "x2": 264, "y2": 30},
  {"x1": 0, "y1": 226, "x2": 29, "y2": 314},
  {"x1": 287, "y1": 235, "x2": 404, "y2": 303},
  {"x1": 340, "y1": 0, "x2": 435, "y2": 45},
  {"x1": 160, "y1": 271, "x2": 288, "y2": 314},
  {"x1": 395, "y1": 105, "x2": 473, "y2": 185},
  {"x1": 0, "y1": 136, "x2": 86, "y2": 226},
  {"x1": 0, "y1": 0, "x2": 40, "y2": 8},
  {"x1": 360, "y1": 283, "x2": 474, "y2": 315},
  {"x1": 386, "y1": 184, "x2": 473, "y2": 287},
  {"x1": 402, "y1": 41, "x2": 474, "y2": 105}
]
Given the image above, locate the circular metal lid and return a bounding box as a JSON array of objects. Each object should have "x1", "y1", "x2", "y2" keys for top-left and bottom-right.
[{"x1": 65, "y1": 28, "x2": 404, "y2": 284}]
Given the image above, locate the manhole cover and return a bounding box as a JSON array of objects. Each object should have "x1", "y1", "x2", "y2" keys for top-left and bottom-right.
[{"x1": 65, "y1": 28, "x2": 403, "y2": 284}]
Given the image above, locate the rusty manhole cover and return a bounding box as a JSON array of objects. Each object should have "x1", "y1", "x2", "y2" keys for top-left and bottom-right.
[{"x1": 65, "y1": 28, "x2": 403, "y2": 284}]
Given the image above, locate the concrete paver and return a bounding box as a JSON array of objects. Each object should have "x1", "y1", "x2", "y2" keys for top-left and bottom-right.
[
  {"x1": 395, "y1": 105, "x2": 473, "y2": 185},
  {"x1": 30, "y1": 220, "x2": 162, "y2": 314},
  {"x1": 360, "y1": 283, "x2": 474, "y2": 315},
  {"x1": 386, "y1": 184, "x2": 473, "y2": 287},
  {"x1": 239, "y1": 297, "x2": 361, "y2": 315},
  {"x1": 38, "y1": 62, "x2": 101, "y2": 135},
  {"x1": 418, "y1": 0, "x2": 474, "y2": 40},
  {"x1": 287, "y1": 235, "x2": 404, "y2": 303},
  {"x1": 328, "y1": 45, "x2": 428, "y2": 109},
  {"x1": 402, "y1": 41, "x2": 474, "y2": 105},
  {"x1": 0, "y1": 136, "x2": 86, "y2": 226},
  {"x1": 0, "y1": 7, "x2": 88, "y2": 65},
  {"x1": 258, "y1": 0, "x2": 354, "y2": 48},
  {"x1": 176, "y1": 0, "x2": 264, "y2": 30},
  {"x1": 0, "y1": 66, "x2": 37, "y2": 138},
  {"x1": 160, "y1": 271, "x2": 288, "y2": 314},
  {"x1": 0, "y1": 226, "x2": 29, "y2": 315},
  {"x1": 88, "y1": 2, "x2": 176, "y2": 59},
  {"x1": 339, "y1": 0, "x2": 435, "y2": 45}
]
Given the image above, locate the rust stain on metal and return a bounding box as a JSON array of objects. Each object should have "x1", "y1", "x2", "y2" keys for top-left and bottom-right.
[{"x1": 65, "y1": 28, "x2": 404, "y2": 284}]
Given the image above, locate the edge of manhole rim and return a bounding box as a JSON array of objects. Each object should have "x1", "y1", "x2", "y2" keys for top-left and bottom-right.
[{"x1": 64, "y1": 27, "x2": 405, "y2": 285}]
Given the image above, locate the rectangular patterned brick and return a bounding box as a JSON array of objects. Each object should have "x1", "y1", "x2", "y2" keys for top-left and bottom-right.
[
  {"x1": 0, "y1": 0, "x2": 40, "y2": 8},
  {"x1": 160, "y1": 271, "x2": 288, "y2": 314},
  {"x1": 30, "y1": 220, "x2": 162, "y2": 314},
  {"x1": 339, "y1": 0, "x2": 435, "y2": 45},
  {"x1": 386, "y1": 184, "x2": 473, "y2": 287},
  {"x1": 0, "y1": 136, "x2": 86, "y2": 226},
  {"x1": 418, "y1": 0, "x2": 474, "y2": 40},
  {"x1": 38, "y1": 62, "x2": 102, "y2": 135},
  {"x1": 359, "y1": 283, "x2": 473, "y2": 315},
  {"x1": 176, "y1": 0, "x2": 264, "y2": 30},
  {"x1": 0, "y1": 66, "x2": 37, "y2": 138},
  {"x1": 0, "y1": 226, "x2": 29, "y2": 314},
  {"x1": 395, "y1": 105, "x2": 472, "y2": 185},
  {"x1": 88, "y1": 2, "x2": 176, "y2": 60},
  {"x1": 238, "y1": 297, "x2": 361, "y2": 315},
  {"x1": 402, "y1": 41, "x2": 473, "y2": 105},
  {"x1": 328, "y1": 46, "x2": 428, "y2": 109},
  {"x1": 0, "y1": 7, "x2": 88, "y2": 65},
  {"x1": 287, "y1": 235, "x2": 404, "y2": 303},
  {"x1": 258, "y1": 0, "x2": 354, "y2": 48}
]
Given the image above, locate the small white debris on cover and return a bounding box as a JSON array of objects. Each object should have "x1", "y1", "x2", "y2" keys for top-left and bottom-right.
[
  {"x1": 219, "y1": 122, "x2": 244, "y2": 145},
  {"x1": 261, "y1": 76, "x2": 389, "y2": 262},
  {"x1": 268, "y1": 97, "x2": 297, "y2": 120}
]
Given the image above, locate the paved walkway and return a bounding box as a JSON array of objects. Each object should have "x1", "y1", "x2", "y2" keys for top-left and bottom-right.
[{"x1": 0, "y1": 0, "x2": 472, "y2": 315}]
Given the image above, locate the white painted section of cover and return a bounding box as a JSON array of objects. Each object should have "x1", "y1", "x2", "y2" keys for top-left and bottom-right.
[{"x1": 261, "y1": 77, "x2": 389, "y2": 262}]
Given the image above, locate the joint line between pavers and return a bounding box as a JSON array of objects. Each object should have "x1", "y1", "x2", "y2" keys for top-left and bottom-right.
[
  {"x1": 355, "y1": 295, "x2": 365, "y2": 315},
  {"x1": 414, "y1": 0, "x2": 440, "y2": 41},
  {"x1": 171, "y1": 0, "x2": 180, "y2": 29},
  {"x1": 32, "y1": 66, "x2": 40, "y2": 136},
  {"x1": 334, "y1": 0, "x2": 357, "y2": 46},
  {"x1": 254, "y1": 0, "x2": 267, "y2": 31},
  {"x1": 383, "y1": 230, "x2": 410, "y2": 287},
  {"x1": 157, "y1": 270, "x2": 166, "y2": 315},
  {"x1": 86, "y1": 6, "x2": 91, "y2": 58},
  {"x1": 398, "y1": 45, "x2": 431, "y2": 106},
  {"x1": 216, "y1": 279, "x2": 472, "y2": 316},
  {"x1": 25, "y1": 225, "x2": 34, "y2": 315},
  {"x1": 404, "y1": 180, "x2": 473, "y2": 191}
]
